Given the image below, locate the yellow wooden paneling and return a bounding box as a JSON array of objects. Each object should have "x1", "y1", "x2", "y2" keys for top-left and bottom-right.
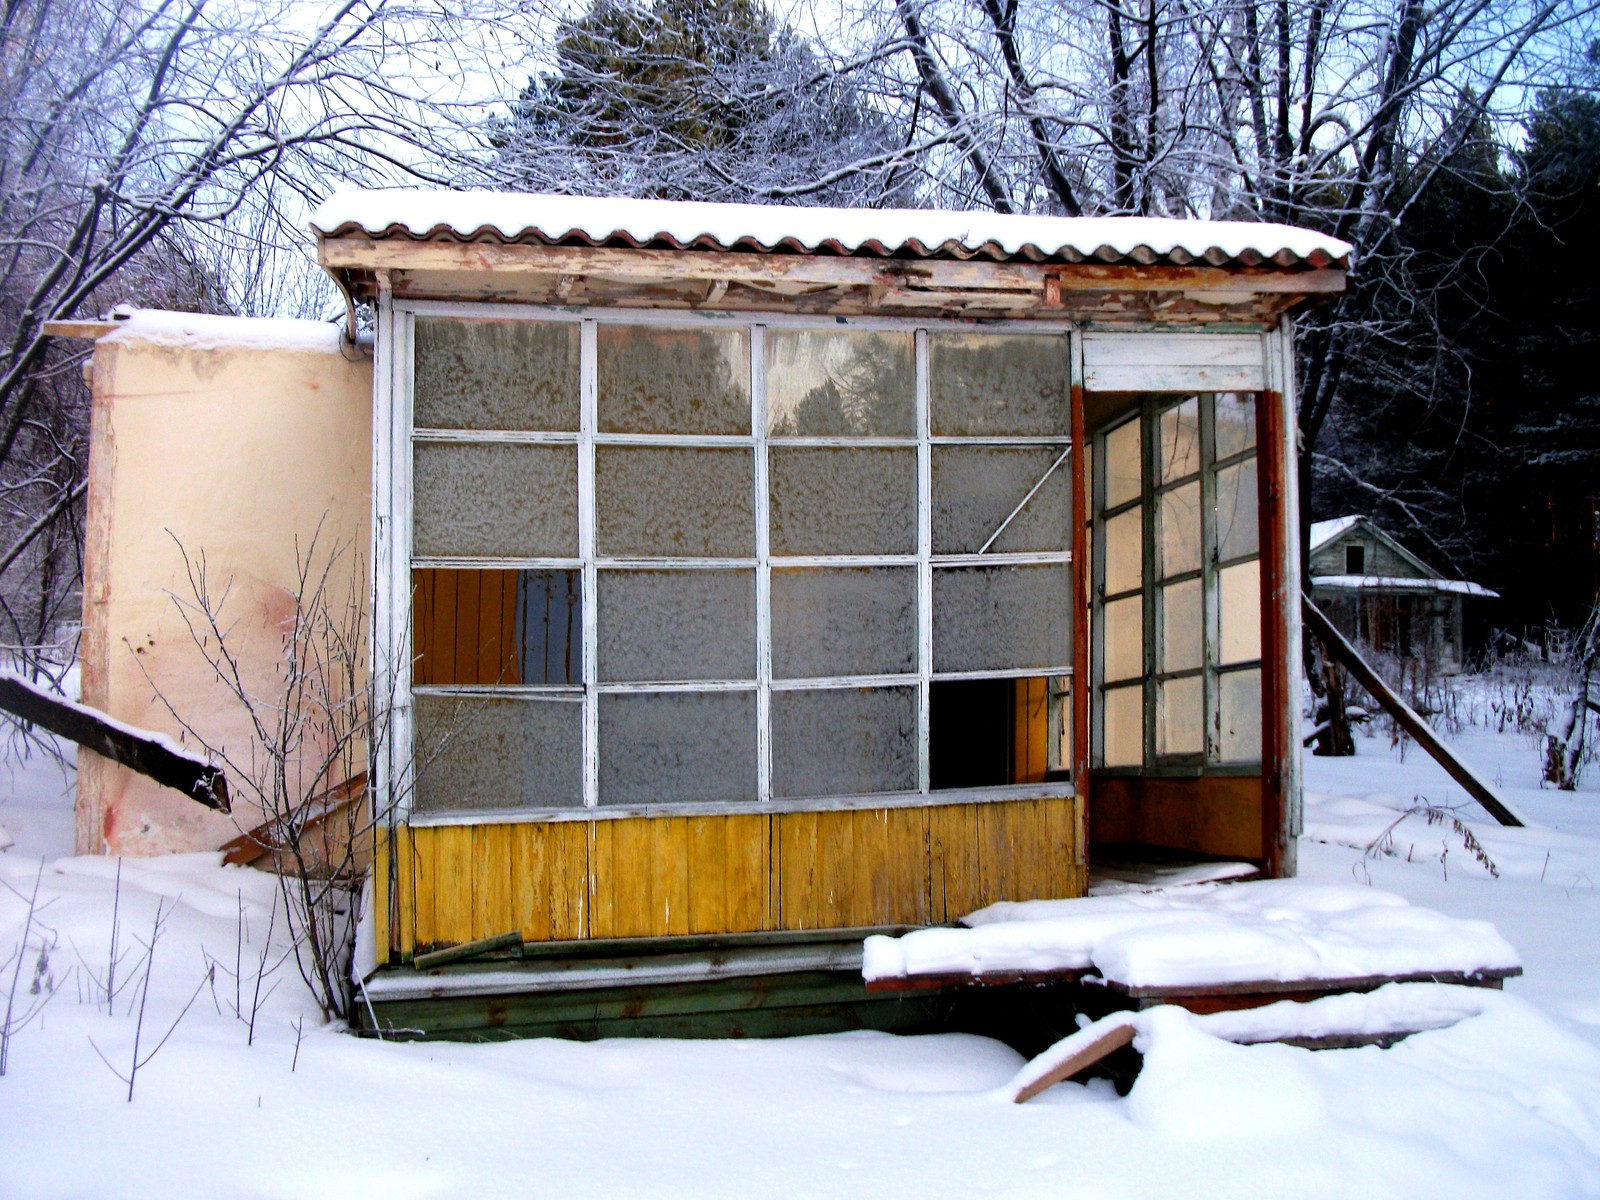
[
  {"x1": 372, "y1": 827, "x2": 390, "y2": 960},
  {"x1": 395, "y1": 797, "x2": 1082, "y2": 954}
]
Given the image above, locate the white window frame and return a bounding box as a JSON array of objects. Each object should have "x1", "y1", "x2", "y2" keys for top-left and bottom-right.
[{"x1": 376, "y1": 298, "x2": 1081, "y2": 825}]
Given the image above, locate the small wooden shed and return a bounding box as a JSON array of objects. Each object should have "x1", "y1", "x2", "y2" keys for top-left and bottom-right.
[
  {"x1": 75, "y1": 191, "x2": 1349, "y2": 1036},
  {"x1": 308, "y1": 191, "x2": 1346, "y2": 983},
  {"x1": 1308, "y1": 515, "x2": 1497, "y2": 672}
]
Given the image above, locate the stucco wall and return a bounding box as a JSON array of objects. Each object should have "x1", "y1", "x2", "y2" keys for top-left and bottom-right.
[{"x1": 77, "y1": 313, "x2": 372, "y2": 855}]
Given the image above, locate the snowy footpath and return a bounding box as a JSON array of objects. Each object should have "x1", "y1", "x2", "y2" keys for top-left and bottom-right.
[{"x1": 3, "y1": 725, "x2": 1600, "y2": 1199}]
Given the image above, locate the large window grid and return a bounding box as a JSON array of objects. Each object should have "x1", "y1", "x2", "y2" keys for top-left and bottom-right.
[
  {"x1": 395, "y1": 304, "x2": 1076, "y2": 820},
  {"x1": 1090, "y1": 392, "x2": 1263, "y2": 771}
]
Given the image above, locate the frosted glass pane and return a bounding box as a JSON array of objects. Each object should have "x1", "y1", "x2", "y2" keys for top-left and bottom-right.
[
  {"x1": 1104, "y1": 418, "x2": 1142, "y2": 509},
  {"x1": 769, "y1": 448, "x2": 915, "y2": 556},
  {"x1": 599, "y1": 691, "x2": 757, "y2": 805},
  {"x1": 1157, "y1": 675, "x2": 1204, "y2": 756},
  {"x1": 766, "y1": 329, "x2": 914, "y2": 436},
  {"x1": 596, "y1": 447, "x2": 753, "y2": 558},
  {"x1": 1103, "y1": 595, "x2": 1143, "y2": 683},
  {"x1": 929, "y1": 333, "x2": 1068, "y2": 435},
  {"x1": 1104, "y1": 507, "x2": 1142, "y2": 595},
  {"x1": 771, "y1": 567, "x2": 916, "y2": 679},
  {"x1": 413, "y1": 696, "x2": 582, "y2": 811},
  {"x1": 413, "y1": 443, "x2": 577, "y2": 558},
  {"x1": 1159, "y1": 578, "x2": 1203, "y2": 673},
  {"x1": 933, "y1": 564, "x2": 1069, "y2": 673},
  {"x1": 598, "y1": 570, "x2": 753, "y2": 681},
  {"x1": 1218, "y1": 668, "x2": 1262, "y2": 762},
  {"x1": 1158, "y1": 481, "x2": 1202, "y2": 579},
  {"x1": 771, "y1": 687, "x2": 917, "y2": 798},
  {"x1": 1102, "y1": 684, "x2": 1143, "y2": 767},
  {"x1": 1215, "y1": 392, "x2": 1257, "y2": 459},
  {"x1": 1216, "y1": 458, "x2": 1259, "y2": 560},
  {"x1": 597, "y1": 325, "x2": 749, "y2": 435},
  {"x1": 414, "y1": 318, "x2": 579, "y2": 432},
  {"x1": 413, "y1": 568, "x2": 580, "y2": 686},
  {"x1": 1158, "y1": 397, "x2": 1201, "y2": 483},
  {"x1": 1219, "y1": 559, "x2": 1262, "y2": 664},
  {"x1": 931, "y1": 446, "x2": 1071, "y2": 555}
]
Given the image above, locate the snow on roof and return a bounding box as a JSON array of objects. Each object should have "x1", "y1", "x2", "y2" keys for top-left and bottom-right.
[
  {"x1": 310, "y1": 189, "x2": 1353, "y2": 269},
  {"x1": 861, "y1": 879, "x2": 1520, "y2": 990},
  {"x1": 1311, "y1": 575, "x2": 1500, "y2": 599},
  {"x1": 101, "y1": 306, "x2": 344, "y2": 355},
  {"x1": 1309, "y1": 516, "x2": 1363, "y2": 550}
]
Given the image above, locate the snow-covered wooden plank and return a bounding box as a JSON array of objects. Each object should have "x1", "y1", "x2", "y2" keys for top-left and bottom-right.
[
  {"x1": 0, "y1": 670, "x2": 228, "y2": 811},
  {"x1": 1012, "y1": 1014, "x2": 1138, "y2": 1102}
]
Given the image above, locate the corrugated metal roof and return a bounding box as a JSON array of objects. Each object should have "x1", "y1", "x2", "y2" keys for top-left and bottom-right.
[{"x1": 311, "y1": 190, "x2": 1352, "y2": 270}]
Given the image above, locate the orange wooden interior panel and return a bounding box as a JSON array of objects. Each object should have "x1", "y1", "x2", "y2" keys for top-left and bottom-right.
[
  {"x1": 1089, "y1": 774, "x2": 1265, "y2": 861},
  {"x1": 376, "y1": 797, "x2": 1084, "y2": 956}
]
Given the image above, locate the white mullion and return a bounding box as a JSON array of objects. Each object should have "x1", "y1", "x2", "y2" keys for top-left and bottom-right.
[
  {"x1": 931, "y1": 666, "x2": 1074, "y2": 683},
  {"x1": 929, "y1": 436, "x2": 1071, "y2": 446},
  {"x1": 769, "y1": 553, "x2": 918, "y2": 569},
  {"x1": 597, "y1": 679, "x2": 760, "y2": 694},
  {"x1": 593, "y1": 433, "x2": 756, "y2": 449},
  {"x1": 580, "y1": 320, "x2": 599, "y2": 809},
  {"x1": 933, "y1": 551, "x2": 1073, "y2": 568},
  {"x1": 752, "y1": 323, "x2": 772, "y2": 805},
  {"x1": 766, "y1": 436, "x2": 917, "y2": 449},
  {"x1": 596, "y1": 557, "x2": 759, "y2": 570},
  {"x1": 413, "y1": 429, "x2": 579, "y2": 446},
  {"x1": 413, "y1": 556, "x2": 584, "y2": 571},
  {"x1": 770, "y1": 673, "x2": 919, "y2": 691},
  {"x1": 391, "y1": 301, "x2": 416, "y2": 823},
  {"x1": 372, "y1": 291, "x2": 398, "y2": 824},
  {"x1": 915, "y1": 328, "x2": 933, "y2": 794},
  {"x1": 415, "y1": 686, "x2": 584, "y2": 698}
]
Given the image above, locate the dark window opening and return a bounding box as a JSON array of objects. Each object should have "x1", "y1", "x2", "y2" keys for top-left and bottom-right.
[
  {"x1": 1345, "y1": 544, "x2": 1366, "y2": 575},
  {"x1": 930, "y1": 677, "x2": 1063, "y2": 789},
  {"x1": 412, "y1": 568, "x2": 581, "y2": 685}
]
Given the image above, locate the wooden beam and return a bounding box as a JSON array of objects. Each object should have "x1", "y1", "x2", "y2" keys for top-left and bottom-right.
[
  {"x1": 41, "y1": 320, "x2": 122, "y2": 340},
  {"x1": 0, "y1": 673, "x2": 228, "y2": 811},
  {"x1": 1258, "y1": 390, "x2": 1291, "y2": 877},
  {"x1": 1302, "y1": 596, "x2": 1524, "y2": 826},
  {"x1": 1013, "y1": 1016, "x2": 1137, "y2": 1103},
  {"x1": 318, "y1": 235, "x2": 1344, "y2": 298}
]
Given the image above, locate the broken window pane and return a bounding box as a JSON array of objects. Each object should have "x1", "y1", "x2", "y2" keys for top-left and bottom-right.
[
  {"x1": 1104, "y1": 507, "x2": 1142, "y2": 595},
  {"x1": 1104, "y1": 417, "x2": 1142, "y2": 509},
  {"x1": 598, "y1": 324, "x2": 750, "y2": 435},
  {"x1": 932, "y1": 564, "x2": 1070, "y2": 673},
  {"x1": 596, "y1": 447, "x2": 754, "y2": 558},
  {"x1": 413, "y1": 442, "x2": 578, "y2": 558},
  {"x1": 413, "y1": 568, "x2": 580, "y2": 686},
  {"x1": 1214, "y1": 393, "x2": 1257, "y2": 459},
  {"x1": 769, "y1": 447, "x2": 916, "y2": 556},
  {"x1": 1157, "y1": 675, "x2": 1204, "y2": 756},
  {"x1": 929, "y1": 333, "x2": 1069, "y2": 436},
  {"x1": 1102, "y1": 683, "x2": 1143, "y2": 767},
  {"x1": 771, "y1": 567, "x2": 917, "y2": 679},
  {"x1": 1217, "y1": 667, "x2": 1262, "y2": 761},
  {"x1": 414, "y1": 695, "x2": 583, "y2": 811},
  {"x1": 597, "y1": 569, "x2": 754, "y2": 682},
  {"x1": 1158, "y1": 396, "x2": 1201, "y2": 483},
  {"x1": 771, "y1": 687, "x2": 917, "y2": 798},
  {"x1": 1159, "y1": 578, "x2": 1203, "y2": 674},
  {"x1": 931, "y1": 446, "x2": 1071, "y2": 555},
  {"x1": 1216, "y1": 458, "x2": 1259, "y2": 561},
  {"x1": 1103, "y1": 595, "x2": 1143, "y2": 683},
  {"x1": 414, "y1": 318, "x2": 579, "y2": 432},
  {"x1": 1219, "y1": 559, "x2": 1262, "y2": 665},
  {"x1": 1158, "y1": 481, "x2": 1201, "y2": 579},
  {"x1": 598, "y1": 691, "x2": 757, "y2": 805},
  {"x1": 766, "y1": 329, "x2": 915, "y2": 436}
]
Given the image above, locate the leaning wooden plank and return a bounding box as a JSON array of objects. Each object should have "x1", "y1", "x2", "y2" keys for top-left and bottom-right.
[
  {"x1": 413, "y1": 930, "x2": 524, "y2": 971},
  {"x1": 219, "y1": 772, "x2": 366, "y2": 866},
  {"x1": 1011, "y1": 1014, "x2": 1139, "y2": 1103},
  {"x1": 1302, "y1": 596, "x2": 1523, "y2": 827},
  {"x1": 0, "y1": 670, "x2": 228, "y2": 811}
]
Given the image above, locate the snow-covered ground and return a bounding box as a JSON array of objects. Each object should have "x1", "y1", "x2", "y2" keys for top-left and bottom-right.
[{"x1": 3, "y1": 714, "x2": 1599, "y2": 1199}]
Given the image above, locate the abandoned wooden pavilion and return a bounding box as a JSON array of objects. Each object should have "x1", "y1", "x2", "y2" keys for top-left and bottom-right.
[{"x1": 75, "y1": 191, "x2": 1351, "y2": 1039}]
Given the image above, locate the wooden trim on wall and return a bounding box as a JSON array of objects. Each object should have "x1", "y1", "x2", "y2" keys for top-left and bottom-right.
[
  {"x1": 1256, "y1": 389, "x2": 1290, "y2": 877},
  {"x1": 1070, "y1": 384, "x2": 1092, "y2": 839}
]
